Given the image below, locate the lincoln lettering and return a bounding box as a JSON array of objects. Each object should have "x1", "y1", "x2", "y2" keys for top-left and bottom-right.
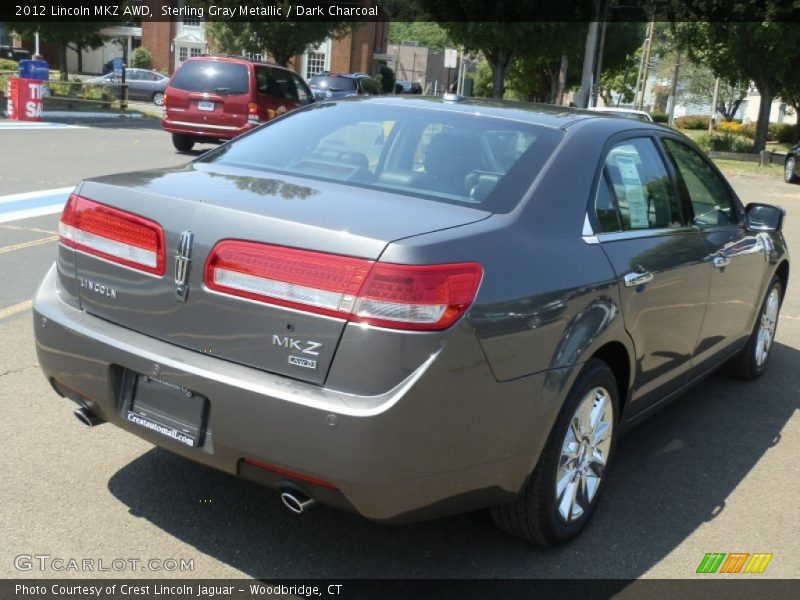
[{"x1": 79, "y1": 278, "x2": 117, "y2": 299}]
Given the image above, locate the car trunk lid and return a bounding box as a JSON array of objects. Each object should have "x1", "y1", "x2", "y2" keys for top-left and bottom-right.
[{"x1": 67, "y1": 163, "x2": 489, "y2": 385}]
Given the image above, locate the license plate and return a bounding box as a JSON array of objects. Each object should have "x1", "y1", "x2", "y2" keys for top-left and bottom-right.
[
  {"x1": 197, "y1": 100, "x2": 215, "y2": 112},
  {"x1": 122, "y1": 372, "x2": 207, "y2": 447}
]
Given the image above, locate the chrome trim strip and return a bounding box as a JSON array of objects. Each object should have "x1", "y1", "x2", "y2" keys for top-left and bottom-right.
[
  {"x1": 169, "y1": 120, "x2": 240, "y2": 131},
  {"x1": 581, "y1": 217, "x2": 698, "y2": 244}
]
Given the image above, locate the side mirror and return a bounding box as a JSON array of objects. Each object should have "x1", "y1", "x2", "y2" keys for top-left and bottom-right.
[{"x1": 745, "y1": 203, "x2": 785, "y2": 232}]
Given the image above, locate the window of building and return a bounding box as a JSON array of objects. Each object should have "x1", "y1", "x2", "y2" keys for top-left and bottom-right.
[
  {"x1": 183, "y1": 18, "x2": 201, "y2": 27},
  {"x1": 304, "y1": 40, "x2": 331, "y2": 79},
  {"x1": 179, "y1": 47, "x2": 188, "y2": 62},
  {"x1": 190, "y1": 47, "x2": 202, "y2": 58}
]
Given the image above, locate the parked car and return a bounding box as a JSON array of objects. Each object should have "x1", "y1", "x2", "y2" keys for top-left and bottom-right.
[
  {"x1": 88, "y1": 69, "x2": 168, "y2": 106},
  {"x1": 395, "y1": 80, "x2": 422, "y2": 94},
  {"x1": 0, "y1": 46, "x2": 31, "y2": 62},
  {"x1": 588, "y1": 106, "x2": 654, "y2": 122},
  {"x1": 34, "y1": 96, "x2": 788, "y2": 546},
  {"x1": 161, "y1": 55, "x2": 314, "y2": 152},
  {"x1": 784, "y1": 143, "x2": 799, "y2": 184},
  {"x1": 308, "y1": 72, "x2": 380, "y2": 99}
]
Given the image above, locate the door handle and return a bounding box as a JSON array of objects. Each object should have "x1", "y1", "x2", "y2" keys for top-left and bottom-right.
[
  {"x1": 713, "y1": 255, "x2": 731, "y2": 268},
  {"x1": 624, "y1": 271, "x2": 654, "y2": 287}
]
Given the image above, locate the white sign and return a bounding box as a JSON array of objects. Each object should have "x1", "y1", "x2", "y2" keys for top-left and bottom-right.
[{"x1": 444, "y1": 48, "x2": 458, "y2": 69}]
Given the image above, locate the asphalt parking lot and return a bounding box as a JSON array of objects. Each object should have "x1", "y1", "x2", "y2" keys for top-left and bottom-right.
[{"x1": 0, "y1": 118, "x2": 798, "y2": 579}]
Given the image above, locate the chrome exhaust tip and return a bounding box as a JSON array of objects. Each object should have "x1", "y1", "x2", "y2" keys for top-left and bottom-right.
[
  {"x1": 280, "y1": 489, "x2": 315, "y2": 514},
  {"x1": 73, "y1": 407, "x2": 104, "y2": 428}
]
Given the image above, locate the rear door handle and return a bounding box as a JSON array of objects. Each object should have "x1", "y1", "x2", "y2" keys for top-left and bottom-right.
[
  {"x1": 624, "y1": 271, "x2": 654, "y2": 287},
  {"x1": 713, "y1": 255, "x2": 731, "y2": 268}
]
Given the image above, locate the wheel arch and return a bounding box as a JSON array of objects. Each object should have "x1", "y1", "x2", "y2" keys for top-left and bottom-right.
[
  {"x1": 775, "y1": 260, "x2": 789, "y2": 300},
  {"x1": 591, "y1": 341, "x2": 632, "y2": 417}
]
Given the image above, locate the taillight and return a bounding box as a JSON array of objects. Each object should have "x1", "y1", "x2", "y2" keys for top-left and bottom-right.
[
  {"x1": 204, "y1": 241, "x2": 482, "y2": 331},
  {"x1": 247, "y1": 102, "x2": 259, "y2": 124},
  {"x1": 59, "y1": 194, "x2": 166, "y2": 276}
]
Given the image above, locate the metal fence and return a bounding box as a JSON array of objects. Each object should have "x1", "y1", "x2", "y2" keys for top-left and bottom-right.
[{"x1": 1, "y1": 72, "x2": 124, "y2": 113}]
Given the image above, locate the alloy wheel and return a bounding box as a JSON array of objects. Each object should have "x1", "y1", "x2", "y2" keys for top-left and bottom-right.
[
  {"x1": 555, "y1": 386, "x2": 614, "y2": 522},
  {"x1": 755, "y1": 288, "x2": 780, "y2": 367}
]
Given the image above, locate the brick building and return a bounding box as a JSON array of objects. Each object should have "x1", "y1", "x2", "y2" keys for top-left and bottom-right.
[{"x1": 141, "y1": 0, "x2": 388, "y2": 79}]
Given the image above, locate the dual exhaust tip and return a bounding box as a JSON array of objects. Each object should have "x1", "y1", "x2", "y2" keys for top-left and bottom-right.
[
  {"x1": 280, "y1": 489, "x2": 315, "y2": 514},
  {"x1": 73, "y1": 407, "x2": 104, "y2": 428},
  {"x1": 73, "y1": 407, "x2": 315, "y2": 514}
]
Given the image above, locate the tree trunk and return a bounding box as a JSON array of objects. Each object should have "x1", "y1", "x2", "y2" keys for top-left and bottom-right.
[
  {"x1": 556, "y1": 54, "x2": 568, "y2": 105},
  {"x1": 59, "y1": 43, "x2": 68, "y2": 81},
  {"x1": 77, "y1": 47, "x2": 83, "y2": 74},
  {"x1": 753, "y1": 81, "x2": 775, "y2": 153},
  {"x1": 485, "y1": 51, "x2": 512, "y2": 99}
]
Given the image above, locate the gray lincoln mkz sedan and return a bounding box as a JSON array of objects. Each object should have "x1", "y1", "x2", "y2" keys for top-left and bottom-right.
[{"x1": 33, "y1": 96, "x2": 788, "y2": 545}]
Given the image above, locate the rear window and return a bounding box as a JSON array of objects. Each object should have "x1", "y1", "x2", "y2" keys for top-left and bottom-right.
[
  {"x1": 170, "y1": 60, "x2": 249, "y2": 95},
  {"x1": 308, "y1": 75, "x2": 357, "y2": 92},
  {"x1": 200, "y1": 102, "x2": 563, "y2": 213}
]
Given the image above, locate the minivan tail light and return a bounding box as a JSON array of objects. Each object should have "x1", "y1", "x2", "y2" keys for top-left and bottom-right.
[
  {"x1": 59, "y1": 194, "x2": 166, "y2": 276},
  {"x1": 204, "y1": 241, "x2": 482, "y2": 331},
  {"x1": 247, "y1": 102, "x2": 259, "y2": 124}
]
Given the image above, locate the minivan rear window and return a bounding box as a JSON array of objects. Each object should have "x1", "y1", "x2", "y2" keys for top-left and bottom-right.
[
  {"x1": 200, "y1": 102, "x2": 563, "y2": 213},
  {"x1": 170, "y1": 61, "x2": 249, "y2": 95}
]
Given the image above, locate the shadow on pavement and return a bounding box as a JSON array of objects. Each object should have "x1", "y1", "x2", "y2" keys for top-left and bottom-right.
[{"x1": 108, "y1": 342, "x2": 799, "y2": 578}]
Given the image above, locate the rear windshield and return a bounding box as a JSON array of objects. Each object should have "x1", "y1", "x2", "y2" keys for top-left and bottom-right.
[
  {"x1": 200, "y1": 102, "x2": 563, "y2": 213},
  {"x1": 308, "y1": 75, "x2": 357, "y2": 92},
  {"x1": 170, "y1": 61, "x2": 249, "y2": 95}
]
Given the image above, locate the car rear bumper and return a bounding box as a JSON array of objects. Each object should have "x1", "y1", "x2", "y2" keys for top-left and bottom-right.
[
  {"x1": 161, "y1": 116, "x2": 252, "y2": 140},
  {"x1": 33, "y1": 265, "x2": 555, "y2": 522}
]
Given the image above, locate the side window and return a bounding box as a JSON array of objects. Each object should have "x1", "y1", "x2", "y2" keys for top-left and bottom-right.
[
  {"x1": 255, "y1": 68, "x2": 298, "y2": 101},
  {"x1": 604, "y1": 138, "x2": 683, "y2": 230},
  {"x1": 595, "y1": 173, "x2": 621, "y2": 233},
  {"x1": 292, "y1": 74, "x2": 313, "y2": 105},
  {"x1": 662, "y1": 139, "x2": 739, "y2": 227}
]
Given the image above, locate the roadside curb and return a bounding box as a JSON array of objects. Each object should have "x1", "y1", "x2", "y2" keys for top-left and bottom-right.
[{"x1": 2, "y1": 111, "x2": 145, "y2": 119}]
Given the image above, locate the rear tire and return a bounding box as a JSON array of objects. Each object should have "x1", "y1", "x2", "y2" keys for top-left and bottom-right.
[
  {"x1": 172, "y1": 133, "x2": 194, "y2": 152},
  {"x1": 723, "y1": 276, "x2": 782, "y2": 380},
  {"x1": 785, "y1": 156, "x2": 799, "y2": 184},
  {"x1": 491, "y1": 359, "x2": 619, "y2": 545},
  {"x1": 152, "y1": 92, "x2": 165, "y2": 106}
]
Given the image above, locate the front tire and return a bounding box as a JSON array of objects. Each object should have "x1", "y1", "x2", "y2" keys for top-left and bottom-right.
[
  {"x1": 785, "y1": 156, "x2": 798, "y2": 184},
  {"x1": 172, "y1": 133, "x2": 195, "y2": 152},
  {"x1": 491, "y1": 359, "x2": 619, "y2": 545},
  {"x1": 724, "y1": 276, "x2": 782, "y2": 380}
]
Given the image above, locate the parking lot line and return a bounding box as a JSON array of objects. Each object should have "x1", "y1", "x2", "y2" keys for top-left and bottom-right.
[
  {"x1": 0, "y1": 300, "x2": 32, "y2": 320},
  {"x1": 0, "y1": 235, "x2": 59, "y2": 255},
  {"x1": 0, "y1": 121, "x2": 86, "y2": 130},
  {"x1": 0, "y1": 187, "x2": 73, "y2": 224}
]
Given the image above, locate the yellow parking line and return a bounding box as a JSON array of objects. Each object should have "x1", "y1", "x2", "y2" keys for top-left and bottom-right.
[
  {"x1": 0, "y1": 300, "x2": 32, "y2": 320},
  {"x1": 0, "y1": 224, "x2": 59, "y2": 235},
  {"x1": 0, "y1": 235, "x2": 59, "y2": 255}
]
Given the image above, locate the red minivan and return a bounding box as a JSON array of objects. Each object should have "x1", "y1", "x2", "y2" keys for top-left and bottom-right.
[{"x1": 161, "y1": 56, "x2": 315, "y2": 151}]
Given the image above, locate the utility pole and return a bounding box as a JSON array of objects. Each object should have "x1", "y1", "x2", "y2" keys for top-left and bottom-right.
[
  {"x1": 591, "y1": 1, "x2": 610, "y2": 108},
  {"x1": 667, "y1": 49, "x2": 681, "y2": 126},
  {"x1": 636, "y1": 12, "x2": 656, "y2": 110},
  {"x1": 577, "y1": 20, "x2": 600, "y2": 108},
  {"x1": 708, "y1": 77, "x2": 720, "y2": 132}
]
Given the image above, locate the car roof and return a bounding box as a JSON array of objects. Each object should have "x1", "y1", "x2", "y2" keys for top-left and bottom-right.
[
  {"x1": 347, "y1": 96, "x2": 657, "y2": 130},
  {"x1": 180, "y1": 55, "x2": 294, "y2": 73}
]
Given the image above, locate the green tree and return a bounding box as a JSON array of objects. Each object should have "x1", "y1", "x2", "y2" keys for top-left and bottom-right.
[
  {"x1": 388, "y1": 22, "x2": 451, "y2": 50},
  {"x1": 678, "y1": 62, "x2": 749, "y2": 122},
  {"x1": 422, "y1": 2, "x2": 567, "y2": 99},
  {"x1": 672, "y1": 20, "x2": 800, "y2": 151},
  {"x1": 205, "y1": 19, "x2": 352, "y2": 67},
  {"x1": 130, "y1": 47, "x2": 152, "y2": 69},
  {"x1": 12, "y1": 23, "x2": 108, "y2": 80}
]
